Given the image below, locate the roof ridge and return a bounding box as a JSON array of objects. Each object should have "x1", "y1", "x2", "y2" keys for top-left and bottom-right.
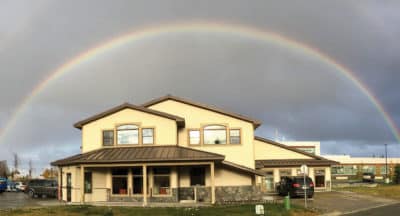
[
  {"x1": 73, "y1": 103, "x2": 185, "y2": 129},
  {"x1": 254, "y1": 136, "x2": 332, "y2": 161},
  {"x1": 141, "y1": 95, "x2": 262, "y2": 128}
]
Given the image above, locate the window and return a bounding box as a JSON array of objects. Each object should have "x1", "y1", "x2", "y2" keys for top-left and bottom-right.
[
  {"x1": 102, "y1": 130, "x2": 114, "y2": 146},
  {"x1": 84, "y1": 172, "x2": 92, "y2": 194},
  {"x1": 229, "y1": 129, "x2": 241, "y2": 144},
  {"x1": 203, "y1": 125, "x2": 227, "y2": 144},
  {"x1": 189, "y1": 130, "x2": 200, "y2": 145},
  {"x1": 117, "y1": 125, "x2": 139, "y2": 145},
  {"x1": 153, "y1": 167, "x2": 170, "y2": 195},
  {"x1": 142, "y1": 128, "x2": 154, "y2": 144},
  {"x1": 132, "y1": 168, "x2": 143, "y2": 194},
  {"x1": 362, "y1": 165, "x2": 376, "y2": 174},
  {"x1": 112, "y1": 168, "x2": 128, "y2": 195},
  {"x1": 190, "y1": 167, "x2": 205, "y2": 186},
  {"x1": 381, "y1": 166, "x2": 389, "y2": 175}
]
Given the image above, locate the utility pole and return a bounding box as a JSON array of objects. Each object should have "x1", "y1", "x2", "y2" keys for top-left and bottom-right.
[
  {"x1": 28, "y1": 160, "x2": 33, "y2": 179},
  {"x1": 385, "y1": 144, "x2": 388, "y2": 183}
]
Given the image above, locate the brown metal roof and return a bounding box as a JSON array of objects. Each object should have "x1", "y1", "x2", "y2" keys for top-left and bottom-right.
[
  {"x1": 141, "y1": 95, "x2": 262, "y2": 128},
  {"x1": 255, "y1": 159, "x2": 339, "y2": 169},
  {"x1": 51, "y1": 146, "x2": 225, "y2": 166},
  {"x1": 73, "y1": 103, "x2": 185, "y2": 129}
]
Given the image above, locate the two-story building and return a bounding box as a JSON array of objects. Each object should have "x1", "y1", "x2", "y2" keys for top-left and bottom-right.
[{"x1": 51, "y1": 95, "x2": 337, "y2": 204}]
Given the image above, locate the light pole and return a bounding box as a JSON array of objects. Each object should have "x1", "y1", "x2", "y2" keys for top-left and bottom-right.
[{"x1": 385, "y1": 144, "x2": 388, "y2": 183}]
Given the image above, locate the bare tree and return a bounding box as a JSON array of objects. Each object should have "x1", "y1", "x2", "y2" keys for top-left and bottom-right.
[{"x1": 11, "y1": 153, "x2": 20, "y2": 179}]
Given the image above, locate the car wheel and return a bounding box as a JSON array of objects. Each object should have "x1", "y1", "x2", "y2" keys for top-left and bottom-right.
[{"x1": 28, "y1": 190, "x2": 35, "y2": 198}]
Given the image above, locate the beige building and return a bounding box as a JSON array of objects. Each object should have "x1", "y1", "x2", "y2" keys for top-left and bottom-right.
[{"x1": 51, "y1": 95, "x2": 336, "y2": 204}]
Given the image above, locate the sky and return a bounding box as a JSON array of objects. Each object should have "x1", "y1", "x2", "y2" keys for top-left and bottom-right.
[{"x1": 0, "y1": 0, "x2": 399, "y2": 176}]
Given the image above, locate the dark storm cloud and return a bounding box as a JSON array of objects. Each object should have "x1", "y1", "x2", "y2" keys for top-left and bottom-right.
[{"x1": 1, "y1": 0, "x2": 400, "y2": 172}]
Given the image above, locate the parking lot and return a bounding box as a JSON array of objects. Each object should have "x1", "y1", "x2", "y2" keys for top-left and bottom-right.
[
  {"x1": 291, "y1": 191, "x2": 398, "y2": 215},
  {"x1": 0, "y1": 192, "x2": 61, "y2": 209}
]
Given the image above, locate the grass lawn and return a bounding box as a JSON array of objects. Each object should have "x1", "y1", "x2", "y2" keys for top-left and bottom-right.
[
  {"x1": 337, "y1": 184, "x2": 400, "y2": 200},
  {"x1": 0, "y1": 204, "x2": 317, "y2": 216}
]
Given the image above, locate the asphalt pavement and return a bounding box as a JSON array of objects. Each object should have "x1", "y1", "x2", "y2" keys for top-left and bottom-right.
[
  {"x1": 345, "y1": 203, "x2": 400, "y2": 216},
  {"x1": 0, "y1": 191, "x2": 61, "y2": 209}
]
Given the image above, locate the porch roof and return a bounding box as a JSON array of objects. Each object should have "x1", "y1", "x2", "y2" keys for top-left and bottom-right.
[
  {"x1": 51, "y1": 145, "x2": 225, "y2": 166},
  {"x1": 255, "y1": 159, "x2": 338, "y2": 169}
]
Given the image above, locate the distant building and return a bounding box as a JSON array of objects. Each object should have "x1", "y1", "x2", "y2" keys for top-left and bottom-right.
[{"x1": 324, "y1": 155, "x2": 400, "y2": 181}]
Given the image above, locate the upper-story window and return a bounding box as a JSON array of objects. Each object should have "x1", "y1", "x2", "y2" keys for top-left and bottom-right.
[
  {"x1": 117, "y1": 124, "x2": 139, "y2": 145},
  {"x1": 229, "y1": 129, "x2": 241, "y2": 144},
  {"x1": 142, "y1": 128, "x2": 154, "y2": 144},
  {"x1": 203, "y1": 125, "x2": 227, "y2": 144},
  {"x1": 103, "y1": 130, "x2": 114, "y2": 146},
  {"x1": 189, "y1": 129, "x2": 200, "y2": 145}
]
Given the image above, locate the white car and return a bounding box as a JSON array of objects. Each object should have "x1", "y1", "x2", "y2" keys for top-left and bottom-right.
[
  {"x1": 14, "y1": 182, "x2": 27, "y2": 192},
  {"x1": 6, "y1": 183, "x2": 17, "y2": 192}
]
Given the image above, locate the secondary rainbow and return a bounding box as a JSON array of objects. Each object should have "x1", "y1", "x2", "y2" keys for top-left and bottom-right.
[{"x1": 1, "y1": 21, "x2": 399, "y2": 144}]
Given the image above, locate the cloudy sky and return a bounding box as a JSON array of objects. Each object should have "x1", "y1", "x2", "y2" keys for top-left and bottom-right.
[{"x1": 1, "y1": 0, "x2": 399, "y2": 175}]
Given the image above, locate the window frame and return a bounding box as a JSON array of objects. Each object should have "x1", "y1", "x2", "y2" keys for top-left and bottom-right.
[
  {"x1": 188, "y1": 129, "x2": 201, "y2": 145},
  {"x1": 203, "y1": 124, "x2": 228, "y2": 145},
  {"x1": 84, "y1": 172, "x2": 92, "y2": 194},
  {"x1": 102, "y1": 129, "x2": 114, "y2": 146},
  {"x1": 229, "y1": 128, "x2": 241, "y2": 144},
  {"x1": 111, "y1": 168, "x2": 128, "y2": 195},
  {"x1": 152, "y1": 167, "x2": 171, "y2": 196},
  {"x1": 141, "y1": 127, "x2": 155, "y2": 145},
  {"x1": 116, "y1": 124, "x2": 140, "y2": 145}
]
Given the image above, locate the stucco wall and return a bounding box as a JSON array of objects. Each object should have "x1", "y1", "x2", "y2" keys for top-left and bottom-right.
[
  {"x1": 81, "y1": 108, "x2": 178, "y2": 153},
  {"x1": 148, "y1": 100, "x2": 255, "y2": 169},
  {"x1": 254, "y1": 139, "x2": 313, "y2": 160}
]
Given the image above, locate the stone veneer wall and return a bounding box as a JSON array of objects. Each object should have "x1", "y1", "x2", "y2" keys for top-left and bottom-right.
[
  {"x1": 215, "y1": 186, "x2": 265, "y2": 204},
  {"x1": 178, "y1": 187, "x2": 211, "y2": 203},
  {"x1": 109, "y1": 188, "x2": 178, "y2": 202},
  {"x1": 109, "y1": 186, "x2": 264, "y2": 204}
]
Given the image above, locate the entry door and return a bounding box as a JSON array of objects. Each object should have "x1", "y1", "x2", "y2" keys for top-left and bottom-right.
[{"x1": 66, "y1": 173, "x2": 72, "y2": 202}]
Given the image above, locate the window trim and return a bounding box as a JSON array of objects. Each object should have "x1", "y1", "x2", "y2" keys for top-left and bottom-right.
[
  {"x1": 203, "y1": 124, "x2": 228, "y2": 145},
  {"x1": 229, "y1": 128, "x2": 242, "y2": 144},
  {"x1": 141, "y1": 127, "x2": 155, "y2": 145},
  {"x1": 188, "y1": 124, "x2": 243, "y2": 146},
  {"x1": 102, "y1": 129, "x2": 114, "y2": 146},
  {"x1": 152, "y1": 167, "x2": 172, "y2": 197},
  {"x1": 84, "y1": 172, "x2": 92, "y2": 194},
  {"x1": 188, "y1": 129, "x2": 201, "y2": 145}
]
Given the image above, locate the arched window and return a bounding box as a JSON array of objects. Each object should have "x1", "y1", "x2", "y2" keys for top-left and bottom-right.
[
  {"x1": 117, "y1": 124, "x2": 139, "y2": 144},
  {"x1": 203, "y1": 125, "x2": 227, "y2": 144}
]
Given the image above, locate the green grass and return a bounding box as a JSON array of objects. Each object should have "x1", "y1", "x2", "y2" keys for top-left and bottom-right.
[
  {"x1": 336, "y1": 184, "x2": 400, "y2": 200},
  {"x1": 0, "y1": 204, "x2": 317, "y2": 216}
]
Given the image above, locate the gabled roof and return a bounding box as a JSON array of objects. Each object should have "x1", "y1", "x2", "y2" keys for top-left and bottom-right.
[
  {"x1": 74, "y1": 103, "x2": 185, "y2": 129},
  {"x1": 51, "y1": 145, "x2": 225, "y2": 166},
  {"x1": 254, "y1": 136, "x2": 328, "y2": 160},
  {"x1": 141, "y1": 95, "x2": 262, "y2": 128}
]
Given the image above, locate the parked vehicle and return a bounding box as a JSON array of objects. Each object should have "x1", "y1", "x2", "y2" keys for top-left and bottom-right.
[
  {"x1": 362, "y1": 172, "x2": 375, "y2": 183},
  {"x1": 276, "y1": 176, "x2": 314, "y2": 198},
  {"x1": 0, "y1": 178, "x2": 7, "y2": 193},
  {"x1": 6, "y1": 181, "x2": 17, "y2": 192},
  {"x1": 26, "y1": 179, "x2": 58, "y2": 198},
  {"x1": 15, "y1": 181, "x2": 27, "y2": 192}
]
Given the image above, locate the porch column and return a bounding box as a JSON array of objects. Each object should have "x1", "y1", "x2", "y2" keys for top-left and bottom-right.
[
  {"x1": 210, "y1": 162, "x2": 215, "y2": 204},
  {"x1": 143, "y1": 165, "x2": 147, "y2": 206},
  {"x1": 80, "y1": 165, "x2": 85, "y2": 203},
  {"x1": 58, "y1": 167, "x2": 62, "y2": 201}
]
